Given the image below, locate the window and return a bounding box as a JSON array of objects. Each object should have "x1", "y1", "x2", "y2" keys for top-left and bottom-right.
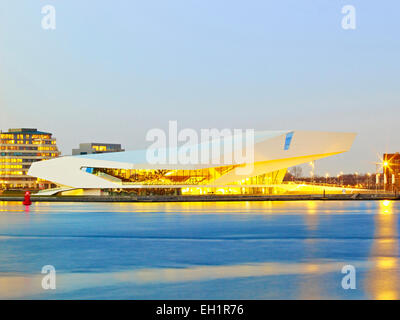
[{"x1": 284, "y1": 132, "x2": 294, "y2": 151}]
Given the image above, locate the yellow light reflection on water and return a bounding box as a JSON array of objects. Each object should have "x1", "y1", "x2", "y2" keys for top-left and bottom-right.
[
  {"x1": 365, "y1": 200, "x2": 399, "y2": 300},
  {"x1": 303, "y1": 201, "x2": 319, "y2": 231},
  {"x1": 383, "y1": 200, "x2": 391, "y2": 207}
]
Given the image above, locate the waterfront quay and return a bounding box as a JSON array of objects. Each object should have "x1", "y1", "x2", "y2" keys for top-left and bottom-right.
[{"x1": 0, "y1": 193, "x2": 398, "y2": 203}]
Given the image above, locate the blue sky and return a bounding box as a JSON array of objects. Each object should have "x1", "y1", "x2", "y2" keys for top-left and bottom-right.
[{"x1": 0, "y1": 1, "x2": 399, "y2": 175}]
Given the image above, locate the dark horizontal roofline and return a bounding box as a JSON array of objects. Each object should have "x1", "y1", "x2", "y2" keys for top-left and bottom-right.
[
  {"x1": 81, "y1": 143, "x2": 122, "y2": 146},
  {"x1": 1, "y1": 128, "x2": 52, "y2": 135}
]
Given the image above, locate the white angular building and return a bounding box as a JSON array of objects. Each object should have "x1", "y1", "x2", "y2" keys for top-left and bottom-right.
[{"x1": 28, "y1": 130, "x2": 356, "y2": 195}]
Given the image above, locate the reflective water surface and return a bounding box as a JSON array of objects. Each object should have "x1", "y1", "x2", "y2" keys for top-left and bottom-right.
[{"x1": 0, "y1": 200, "x2": 399, "y2": 299}]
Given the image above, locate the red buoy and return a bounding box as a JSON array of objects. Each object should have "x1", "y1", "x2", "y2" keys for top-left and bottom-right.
[{"x1": 23, "y1": 191, "x2": 32, "y2": 206}]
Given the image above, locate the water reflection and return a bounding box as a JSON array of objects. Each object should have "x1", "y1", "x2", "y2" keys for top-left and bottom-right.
[
  {"x1": 0, "y1": 200, "x2": 399, "y2": 299},
  {"x1": 0, "y1": 260, "x2": 361, "y2": 299},
  {"x1": 303, "y1": 201, "x2": 319, "y2": 231},
  {"x1": 298, "y1": 202, "x2": 323, "y2": 298},
  {"x1": 365, "y1": 200, "x2": 400, "y2": 300}
]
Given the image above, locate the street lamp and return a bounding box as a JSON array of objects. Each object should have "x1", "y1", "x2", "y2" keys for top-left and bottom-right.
[
  {"x1": 376, "y1": 173, "x2": 380, "y2": 193},
  {"x1": 383, "y1": 161, "x2": 390, "y2": 192},
  {"x1": 367, "y1": 172, "x2": 371, "y2": 189},
  {"x1": 309, "y1": 161, "x2": 315, "y2": 184}
]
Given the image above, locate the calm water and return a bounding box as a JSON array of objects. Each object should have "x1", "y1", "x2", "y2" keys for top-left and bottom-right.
[{"x1": 0, "y1": 200, "x2": 399, "y2": 299}]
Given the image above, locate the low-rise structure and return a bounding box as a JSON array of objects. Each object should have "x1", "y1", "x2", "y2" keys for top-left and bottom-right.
[{"x1": 72, "y1": 143, "x2": 124, "y2": 155}]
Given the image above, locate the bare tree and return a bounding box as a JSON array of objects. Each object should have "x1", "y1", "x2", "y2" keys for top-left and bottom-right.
[{"x1": 290, "y1": 166, "x2": 303, "y2": 179}]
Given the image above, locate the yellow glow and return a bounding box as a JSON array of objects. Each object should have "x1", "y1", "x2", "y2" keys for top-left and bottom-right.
[
  {"x1": 92, "y1": 145, "x2": 107, "y2": 152},
  {"x1": 365, "y1": 198, "x2": 399, "y2": 300},
  {"x1": 384, "y1": 161, "x2": 388, "y2": 167},
  {"x1": 303, "y1": 201, "x2": 319, "y2": 230},
  {"x1": 305, "y1": 264, "x2": 319, "y2": 273},
  {"x1": 376, "y1": 291, "x2": 397, "y2": 300},
  {"x1": 377, "y1": 257, "x2": 396, "y2": 269},
  {"x1": 383, "y1": 200, "x2": 391, "y2": 207},
  {"x1": 380, "y1": 200, "x2": 393, "y2": 215}
]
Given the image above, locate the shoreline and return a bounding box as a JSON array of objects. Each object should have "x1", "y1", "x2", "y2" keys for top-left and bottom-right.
[{"x1": 0, "y1": 194, "x2": 398, "y2": 203}]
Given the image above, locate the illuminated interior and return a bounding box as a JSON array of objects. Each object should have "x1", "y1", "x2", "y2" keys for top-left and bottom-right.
[
  {"x1": 81, "y1": 166, "x2": 289, "y2": 195},
  {"x1": 75, "y1": 165, "x2": 366, "y2": 196},
  {"x1": 92, "y1": 145, "x2": 108, "y2": 152},
  {"x1": 89, "y1": 165, "x2": 239, "y2": 185}
]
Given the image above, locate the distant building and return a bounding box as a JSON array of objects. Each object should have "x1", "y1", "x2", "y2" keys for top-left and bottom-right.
[
  {"x1": 72, "y1": 143, "x2": 124, "y2": 155},
  {"x1": 0, "y1": 128, "x2": 60, "y2": 189},
  {"x1": 383, "y1": 153, "x2": 400, "y2": 192}
]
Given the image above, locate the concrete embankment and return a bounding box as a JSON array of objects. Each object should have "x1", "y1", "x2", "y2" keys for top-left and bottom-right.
[{"x1": 0, "y1": 194, "x2": 398, "y2": 203}]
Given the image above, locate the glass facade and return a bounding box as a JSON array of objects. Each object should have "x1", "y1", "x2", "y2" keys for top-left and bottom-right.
[
  {"x1": 90, "y1": 165, "x2": 238, "y2": 185},
  {"x1": 0, "y1": 128, "x2": 60, "y2": 189},
  {"x1": 83, "y1": 165, "x2": 287, "y2": 195},
  {"x1": 284, "y1": 131, "x2": 294, "y2": 150}
]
